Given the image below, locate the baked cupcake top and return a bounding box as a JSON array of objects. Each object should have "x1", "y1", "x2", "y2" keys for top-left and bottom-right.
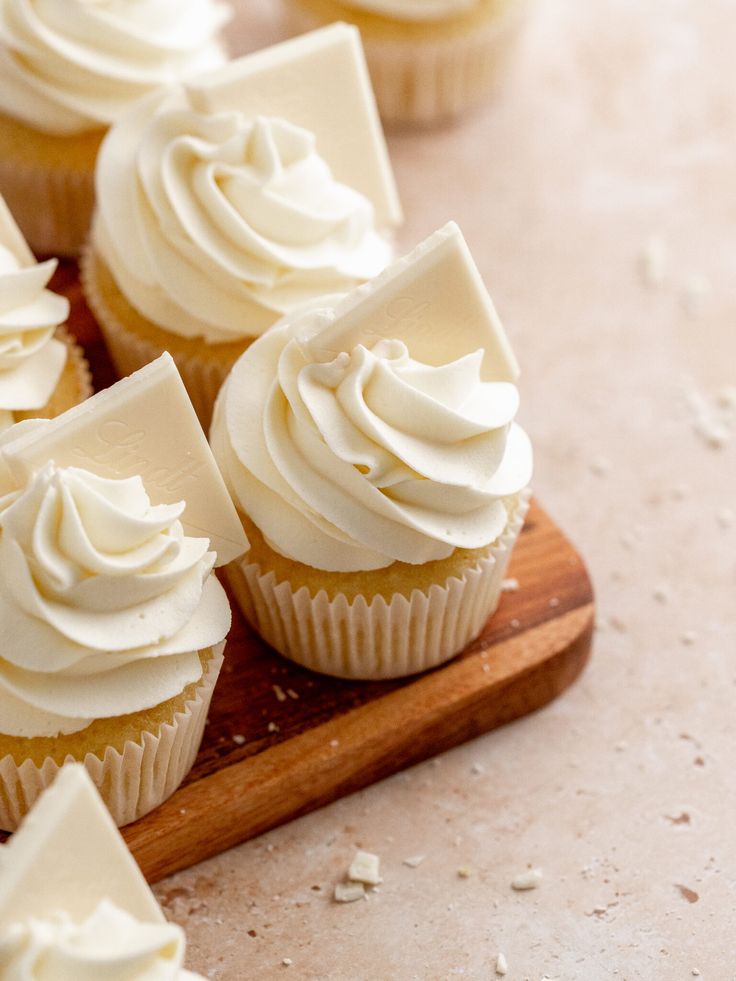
[
  {"x1": 0, "y1": 196, "x2": 68, "y2": 430},
  {"x1": 0, "y1": 0, "x2": 231, "y2": 136},
  {"x1": 0, "y1": 765, "x2": 204, "y2": 978},
  {"x1": 337, "y1": 0, "x2": 480, "y2": 21},
  {"x1": 92, "y1": 25, "x2": 401, "y2": 344},
  {"x1": 211, "y1": 222, "x2": 533, "y2": 572}
]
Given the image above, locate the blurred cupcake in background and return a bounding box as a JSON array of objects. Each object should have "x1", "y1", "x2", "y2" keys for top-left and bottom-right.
[
  {"x1": 0, "y1": 0, "x2": 231, "y2": 256},
  {"x1": 82, "y1": 25, "x2": 402, "y2": 428},
  {"x1": 282, "y1": 0, "x2": 532, "y2": 126},
  {"x1": 0, "y1": 194, "x2": 91, "y2": 433}
]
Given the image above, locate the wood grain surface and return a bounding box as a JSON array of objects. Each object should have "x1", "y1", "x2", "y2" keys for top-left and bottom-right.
[{"x1": 2, "y1": 263, "x2": 595, "y2": 882}]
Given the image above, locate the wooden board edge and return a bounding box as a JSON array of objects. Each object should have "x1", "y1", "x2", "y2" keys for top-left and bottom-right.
[{"x1": 126, "y1": 603, "x2": 594, "y2": 882}]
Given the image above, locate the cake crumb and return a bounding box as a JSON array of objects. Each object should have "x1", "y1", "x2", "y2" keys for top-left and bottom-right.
[
  {"x1": 272, "y1": 685, "x2": 287, "y2": 702},
  {"x1": 482, "y1": 664, "x2": 491, "y2": 673},
  {"x1": 510, "y1": 618, "x2": 520, "y2": 629},
  {"x1": 638, "y1": 234, "x2": 668, "y2": 287},
  {"x1": 681, "y1": 272, "x2": 711, "y2": 318},
  {"x1": 471, "y1": 762, "x2": 484, "y2": 775},
  {"x1": 403, "y1": 855, "x2": 426, "y2": 868},
  {"x1": 692, "y1": 970, "x2": 701, "y2": 977},
  {"x1": 348, "y1": 851, "x2": 382, "y2": 886},
  {"x1": 653, "y1": 584, "x2": 670, "y2": 604},
  {"x1": 588, "y1": 454, "x2": 611, "y2": 477},
  {"x1": 330, "y1": 739, "x2": 340, "y2": 748},
  {"x1": 549, "y1": 596, "x2": 560, "y2": 609},
  {"x1": 495, "y1": 952, "x2": 508, "y2": 976},
  {"x1": 282, "y1": 958, "x2": 292, "y2": 967},
  {"x1": 680, "y1": 631, "x2": 697, "y2": 646},
  {"x1": 501, "y1": 577, "x2": 519, "y2": 592},
  {"x1": 286, "y1": 688, "x2": 299, "y2": 700},
  {"x1": 512, "y1": 867, "x2": 543, "y2": 891},
  {"x1": 457, "y1": 866, "x2": 472, "y2": 879},
  {"x1": 267, "y1": 722, "x2": 280, "y2": 733},
  {"x1": 615, "y1": 740, "x2": 629, "y2": 752},
  {"x1": 334, "y1": 882, "x2": 365, "y2": 903},
  {"x1": 232, "y1": 734, "x2": 246, "y2": 746}
]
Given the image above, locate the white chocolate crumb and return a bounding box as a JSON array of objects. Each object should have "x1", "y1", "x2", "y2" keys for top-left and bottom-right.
[
  {"x1": 348, "y1": 851, "x2": 382, "y2": 886},
  {"x1": 272, "y1": 685, "x2": 287, "y2": 703},
  {"x1": 471, "y1": 762, "x2": 485, "y2": 775},
  {"x1": 671, "y1": 483, "x2": 690, "y2": 500},
  {"x1": 482, "y1": 664, "x2": 491, "y2": 673},
  {"x1": 232, "y1": 734, "x2": 246, "y2": 746},
  {"x1": 717, "y1": 506, "x2": 734, "y2": 528},
  {"x1": 695, "y1": 418, "x2": 730, "y2": 449},
  {"x1": 592, "y1": 904, "x2": 607, "y2": 914},
  {"x1": 638, "y1": 234, "x2": 668, "y2": 287},
  {"x1": 681, "y1": 272, "x2": 711, "y2": 318},
  {"x1": 334, "y1": 881, "x2": 365, "y2": 903},
  {"x1": 282, "y1": 958, "x2": 292, "y2": 967},
  {"x1": 653, "y1": 584, "x2": 670, "y2": 604},
  {"x1": 549, "y1": 596, "x2": 560, "y2": 609},
  {"x1": 510, "y1": 618, "x2": 521, "y2": 629},
  {"x1": 495, "y1": 952, "x2": 508, "y2": 976},
  {"x1": 267, "y1": 722, "x2": 280, "y2": 733},
  {"x1": 588, "y1": 454, "x2": 611, "y2": 477},
  {"x1": 681, "y1": 631, "x2": 697, "y2": 646},
  {"x1": 286, "y1": 688, "x2": 299, "y2": 700},
  {"x1": 615, "y1": 740, "x2": 629, "y2": 752},
  {"x1": 691, "y1": 971, "x2": 700, "y2": 977},
  {"x1": 716, "y1": 385, "x2": 736, "y2": 410},
  {"x1": 511, "y1": 867, "x2": 543, "y2": 890},
  {"x1": 329, "y1": 739, "x2": 340, "y2": 748},
  {"x1": 457, "y1": 866, "x2": 472, "y2": 879},
  {"x1": 403, "y1": 855, "x2": 426, "y2": 868},
  {"x1": 501, "y1": 577, "x2": 519, "y2": 592}
]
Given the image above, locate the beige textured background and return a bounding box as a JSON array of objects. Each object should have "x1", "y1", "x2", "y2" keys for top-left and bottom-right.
[{"x1": 154, "y1": 1, "x2": 736, "y2": 977}]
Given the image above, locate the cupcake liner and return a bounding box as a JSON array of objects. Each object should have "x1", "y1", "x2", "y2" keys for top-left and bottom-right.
[
  {"x1": 0, "y1": 644, "x2": 224, "y2": 832},
  {"x1": 227, "y1": 494, "x2": 530, "y2": 680},
  {"x1": 284, "y1": 1, "x2": 529, "y2": 126},
  {"x1": 57, "y1": 325, "x2": 94, "y2": 404},
  {"x1": 80, "y1": 246, "x2": 237, "y2": 429},
  {"x1": 0, "y1": 157, "x2": 94, "y2": 258}
]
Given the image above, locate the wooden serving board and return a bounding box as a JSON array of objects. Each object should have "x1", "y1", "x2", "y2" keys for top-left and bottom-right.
[{"x1": 2, "y1": 265, "x2": 595, "y2": 882}]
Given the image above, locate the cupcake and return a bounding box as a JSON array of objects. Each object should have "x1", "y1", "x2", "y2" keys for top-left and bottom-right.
[
  {"x1": 0, "y1": 764, "x2": 204, "y2": 978},
  {"x1": 82, "y1": 24, "x2": 402, "y2": 429},
  {"x1": 0, "y1": 356, "x2": 247, "y2": 831},
  {"x1": 0, "y1": 0, "x2": 231, "y2": 256},
  {"x1": 282, "y1": 0, "x2": 532, "y2": 126},
  {"x1": 0, "y1": 194, "x2": 91, "y2": 433},
  {"x1": 210, "y1": 222, "x2": 533, "y2": 680}
]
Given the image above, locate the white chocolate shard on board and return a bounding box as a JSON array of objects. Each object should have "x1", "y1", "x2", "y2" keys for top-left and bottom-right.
[
  {"x1": 0, "y1": 353, "x2": 248, "y2": 565},
  {"x1": 0, "y1": 765, "x2": 163, "y2": 932},
  {"x1": 308, "y1": 222, "x2": 520, "y2": 382},
  {"x1": 186, "y1": 23, "x2": 401, "y2": 230}
]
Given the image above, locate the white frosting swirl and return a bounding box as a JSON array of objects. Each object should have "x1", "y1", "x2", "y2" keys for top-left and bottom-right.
[
  {"x1": 0, "y1": 899, "x2": 203, "y2": 980},
  {"x1": 211, "y1": 310, "x2": 533, "y2": 572},
  {"x1": 93, "y1": 92, "x2": 392, "y2": 343},
  {"x1": 0, "y1": 228, "x2": 68, "y2": 426},
  {"x1": 0, "y1": 463, "x2": 230, "y2": 738},
  {"x1": 0, "y1": 0, "x2": 230, "y2": 135},
  {"x1": 340, "y1": 0, "x2": 479, "y2": 21}
]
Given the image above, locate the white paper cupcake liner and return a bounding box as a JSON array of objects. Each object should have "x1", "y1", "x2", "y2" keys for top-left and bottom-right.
[
  {"x1": 283, "y1": 1, "x2": 530, "y2": 126},
  {"x1": 80, "y1": 246, "x2": 239, "y2": 430},
  {"x1": 57, "y1": 325, "x2": 94, "y2": 405},
  {"x1": 0, "y1": 644, "x2": 224, "y2": 832},
  {"x1": 0, "y1": 157, "x2": 94, "y2": 258},
  {"x1": 227, "y1": 494, "x2": 530, "y2": 680}
]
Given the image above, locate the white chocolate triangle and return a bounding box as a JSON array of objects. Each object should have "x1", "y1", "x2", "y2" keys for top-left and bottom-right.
[
  {"x1": 0, "y1": 353, "x2": 248, "y2": 565},
  {"x1": 185, "y1": 23, "x2": 402, "y2": 230},
  {"x1": 0, "y1": 765, "x2": 163, "y2": 932},
  {"x1": 308, "y1": 222, "x2": 520, "y2": 382},
  {"x1": 0, "y1": 194, "x2": 35, "y2": 268}
]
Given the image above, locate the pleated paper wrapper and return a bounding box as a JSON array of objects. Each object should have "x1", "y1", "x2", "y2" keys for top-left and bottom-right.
[
  {"x1": 0, "y1": 644, "x2": 224, "y2": 833},
  {"x1": 227, "y1": 494, "x2": 530, "y2": 681}
]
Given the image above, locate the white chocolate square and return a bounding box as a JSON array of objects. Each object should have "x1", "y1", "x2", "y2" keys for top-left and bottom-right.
[
  {"x1": 309, "y1": 222, "x2": 520, "y2": 382},
  {"x1": 185, "y1": 23, "x2": 402, "y2": 230},
  {"x1": 0, "y1": 766, "x2": 163, "y2": 931},
  {"x1": 1, "y1": 354, "x2": 248, "y2": 566},
  {"x1": 348, "y1": 850, "x2": 382, "y2": 885},
  {"x1": 0, "y1": 193, "x2": 34, "y2": 267}
]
